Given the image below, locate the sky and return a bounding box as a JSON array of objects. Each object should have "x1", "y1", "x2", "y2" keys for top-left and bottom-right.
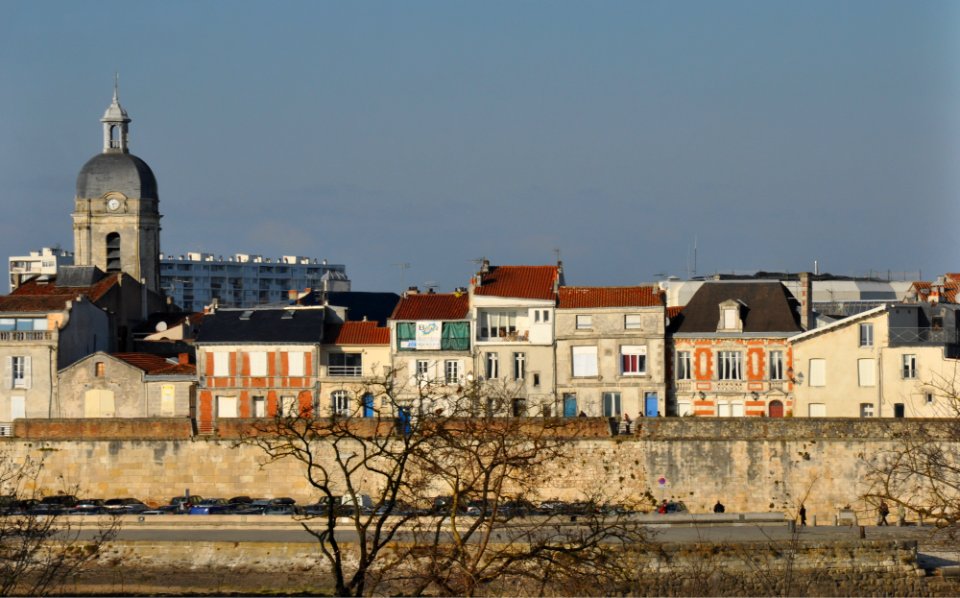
[{"x1": 1, "y1": 1, "x2": 958, "y2": 292}]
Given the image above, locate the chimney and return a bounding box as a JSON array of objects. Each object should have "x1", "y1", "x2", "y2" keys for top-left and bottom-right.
[
  {"x1": 406, "y1": 286, "x2": 419, "y2": 295},
  {"x1": 178, "y1": 353, "x2": 190, "y2": 366},
  {"x1": 798, "y1": 272, "x2": 813, "y2": 331},
  {"x1": 480, "y1": 258, "x2": 490, "y2": 274}
]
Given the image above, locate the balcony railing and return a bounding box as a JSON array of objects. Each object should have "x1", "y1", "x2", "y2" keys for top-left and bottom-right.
[
  {"x1": 0, "y1": 331, "x2": 53, "y2": 342},
  {"x1": 477, "y1": 330, "x2": 529, "y2": 343},
  {"x1": 327, "y1": 365, "x2": 362, "y2": 377},
  {"x1": 888, "y1": 327, "x2": 959, "y2": 346}
]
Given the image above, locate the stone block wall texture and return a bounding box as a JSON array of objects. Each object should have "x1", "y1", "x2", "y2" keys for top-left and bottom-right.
[{"x1": 2, "y1": 418, "x2": 955, "y2": 522}]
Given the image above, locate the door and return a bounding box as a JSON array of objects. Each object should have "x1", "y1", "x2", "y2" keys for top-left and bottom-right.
[
  {"x1": 84, "y1": 390, "x2": 115, "y2": 417},
  {"x1": 397, "y1": 407, "x2": 411, "y2": 436},
  {"x1": 563, "y1": 393, "x2": 578, "y2": 418},
  {"x1": 362, "y1": 394, "x2": 375, "y2": 418},
  {"x1": 769, "y1": 400, "x2": 784, "y2": 418},
  {"x1": 717, "y1": 402, "x2": 731, "y2": 417},
  {"x1": 644, "y1": 393, "x2": 659, "y2": 417},
  {"x1": 894, "y1": 403, "x2": 905, "y2": 418}
]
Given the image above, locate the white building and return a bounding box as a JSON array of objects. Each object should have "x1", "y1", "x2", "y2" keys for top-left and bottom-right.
[
  {"x1": 8, "y1": 247, "x2": 74, "y2": 292},
  {"x1": 160, "y1": 252, "x2": 350, "y2": 311}
]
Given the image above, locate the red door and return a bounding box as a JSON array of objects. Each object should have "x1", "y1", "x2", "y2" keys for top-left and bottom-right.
[{"x1": 769, "y1": 400, "x2": 784, "y2": 418}]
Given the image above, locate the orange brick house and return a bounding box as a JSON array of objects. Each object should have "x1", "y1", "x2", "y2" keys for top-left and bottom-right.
[
  {"x1": 668, "y1": 281, "x2": 806, "y2": 417},
  {"x1": 195, "y1": 306, "x2": 325, "y2": 433}
]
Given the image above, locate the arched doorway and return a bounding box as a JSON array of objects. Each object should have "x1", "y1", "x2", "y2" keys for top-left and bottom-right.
[{"x1": 769, "y1": 400, "x2": 784, "y2": 418}]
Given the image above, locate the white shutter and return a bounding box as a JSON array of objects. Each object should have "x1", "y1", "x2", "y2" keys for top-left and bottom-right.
[
  {"x1": 23, "y1": 357, "x2": 31, "y2": 390},
  {"x1": 809, "y1": 359, "x2": 826, "y2": 387},
  {"x1": 458, "y1": 360, "x2": 465, "y2": 383},
  {"x1": 4, "y1": 357, "x2": 11, "y2": 390},
  {"x1": 10, "y1": 396, "x2": 25, "y2": 420},
  {"x1": 250, "y1": 351, "x2": 267, "y2": 376},
  {"x1": 808, "y1": 403, "x2": 826, "y2": 417},
  {"x1": 572, "y1": 346, "x2": 598, "y2": 377},
  {"x1": 288, "y1": 351, "x2": 305, "y2": 377},
  {"x1": 857, "y1": 359, "x2": 876, "y2": 387}
]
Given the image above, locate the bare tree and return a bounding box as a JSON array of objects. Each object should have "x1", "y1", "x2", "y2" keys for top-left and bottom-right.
[
  {"x1": 0, "y1": 451, "x2": 118, "y2": 596},
  {"x1": 241, "y1": 371, "x2": 651, "y2": 597}
]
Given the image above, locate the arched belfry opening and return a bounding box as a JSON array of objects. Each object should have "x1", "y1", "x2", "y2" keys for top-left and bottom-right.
[{"x1": 106, "y1": 233, "x2": 121, "y2": 273}]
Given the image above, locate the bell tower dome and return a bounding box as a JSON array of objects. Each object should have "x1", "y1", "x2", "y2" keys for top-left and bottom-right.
[{"x1": 72, "y1": 78, "x2": 161, "y2": 293}]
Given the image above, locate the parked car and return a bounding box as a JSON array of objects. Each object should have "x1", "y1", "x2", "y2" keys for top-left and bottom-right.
[
  {"x1": 72, "y1": 498, "x2": 107, "y2": 515},
  {"x1": 188, "y1": 498, "x2": 231, "y2": 515},
  {"x1": 29, "y1": 495, "x2": 79, "y2": 515},
  {"x1": 104, "y1": 498, "x2": 149, "y2": 514},
  {"x1": 169, "y1": 495, "x2": 204, "y2": 512},
  {"x1": 656, "y1": 500, "x2": 688, "y2": 514}
]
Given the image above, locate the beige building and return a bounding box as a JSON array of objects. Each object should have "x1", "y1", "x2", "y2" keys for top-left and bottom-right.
[
  {"x1": 556, "y1": 286, "x2": 666, "y2": 418},
  {"x1": 790, "y1": 303, "x2": 960, "y2": 417},
  {"x1": 469, "y1": 262, "x2": 562, "y2": 417},
  {"x1": 58, "y1": 352, "x2": 195, "y2": 418},
  {"x1": 319, "y1": 320, "x2": 392, "y2": 417}
]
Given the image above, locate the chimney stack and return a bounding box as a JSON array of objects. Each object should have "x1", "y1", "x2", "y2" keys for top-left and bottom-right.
[{"x1": 798, "y1": 272, "x2": 813, "y2": 331}]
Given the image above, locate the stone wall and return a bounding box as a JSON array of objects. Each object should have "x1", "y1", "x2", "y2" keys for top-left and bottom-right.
[{"x1": 2, "y1": 418, "x2": 956, "y2": 523}]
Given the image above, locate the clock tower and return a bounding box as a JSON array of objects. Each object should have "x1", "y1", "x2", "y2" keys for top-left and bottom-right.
[{"x1": 72, "y1": 82, "x2": 161, "y2": 293}]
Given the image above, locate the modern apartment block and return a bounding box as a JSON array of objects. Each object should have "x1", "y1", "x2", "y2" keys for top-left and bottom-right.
[
  {"x1": 8, "y1": 248, "x2": 75, "y2": 292},
  {"x1": 160, "y1": 252, "x2": 350, "y2": 311}
]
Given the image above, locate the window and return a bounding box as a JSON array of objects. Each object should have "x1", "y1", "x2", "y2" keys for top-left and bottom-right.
[
  {"x1": 602, "y1": 392, "x2": 621, "y2": 417},
  {"x1": 624, "y1": 314, "x2": 642, "y2": 329},
  {"x1": 280, "y1": 396, "x2": 298, "y2": 417},
  {"x1": 513, "y1": 352, "x2": 526, "y2": 380},
  {"x1": 95, "y1": 362, "x2": 105, "y2": 377},
  {"x1": 857, "y1": 359, "x2": 876, "y2": 387},
  {"x1": 894, "y1": 403, "x2": 905, "y2": 418},
  {"x1": 576, "y1": 315, "x2": 592, "y2": 330},
  {"x1": 717, "y1": 401, "x2": 744, "y2": 417},
  {"x1": 677, "y1": 351, "x2": 692, "y2": 380},
  {"x1": 717, "y1": 351, "x2": 742, "y2": 380},
  {"x1": 397, "y1": 321, "x2": 470, "y2": 350},
  {"x1": 676, "y1": 400, "x2": 692, "y2": 417},
  {"x1": 620, "y1": 345, "x2": 647, "y2": 375},
  {"x1": 329, "y1": 353, "x2": 362, "y2": 377},
  {"x1": 485, "y1": 352, "x2": 499, "y2": 379},
  {"x1": 809, "y1": 359, "x2": 826, "y2": 387},
  {"x1": 478, "y1": 311, "x2": 521, "y2": 339},
  {"x1": 532, "y1": 373, "x2": 540, "y2": 387},
  {"x1": 859, "y1": 323, "x2": 874, "y2": 347},
  {"x1": 511, "y1": 398, "x2": 527, "y2": 417},
  {"x1": 572, "y1": 346, "x2": 598, "y2": 377},
  {"x1": 332, "y1": 391, "x2": 351, "y2": 416},
  {"x1": 249, "y1": 351, "x2": 267, "y2": 376},
  {"x1": 252, "y1": 396, "x2": 266, "y2": 418},
  {"x1": 444, "y1": 360, "x2": 461, "y2": 384},
  {"x1": 9, "y1": 356, "x2": 30, "y2": 389},
  {"x1": 534, "y1": 309, "x2": 550, "y2": 323},
  {"x1": 926, "y1": 393, "x2": 934, "y2": 405},
  {"x1": 768, "y1": 351, "x2": 784, "y2": 380},
  {"x1": 287, "y1": 351, "x2": 305, "y2": 377},
  {"x1": 902, "y1": 354, "x2": 917, "y2": 379},
  {"x1": 722, "y1": 307, "x2": 739, "y2": 330},
  {"x1": 161, "y1": 385, "x2": 176, "y2": 416},
  {"x1": 212, "y1": 352, "x2": 229, "y2": 376},
  {"x1": 808, "y1": 403, "x2": 826, "y2": 417},
  {"x1": 860, "y1": 403, "x2": 874, "y2": 418},
  {"x1": 415, "y1": 359, "x2": 431, "y2": 381},
  {"x1": 105, "y1": 232, "x2": 121, "y2": 273},
  {"x1": 217, "y1": 396, "x2": 238, "y2": 418}
]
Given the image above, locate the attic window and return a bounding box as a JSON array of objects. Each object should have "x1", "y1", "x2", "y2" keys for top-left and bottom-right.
[
  {"x1": 717, "y1": 300, "x2": 743, "y2": 332},
  {"x1": 239, "y1": 310, "x2": 254, "y2": 320}
]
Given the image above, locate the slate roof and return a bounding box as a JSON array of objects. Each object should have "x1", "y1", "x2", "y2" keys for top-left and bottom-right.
[
  {"x1": 112, "y1": 353, "x2": 196, "y2": 376},
  {"x1": 558, "y1": 286, "x2": 662, "y2": 308},
  {"x1": 473, "y1": 265, "x2": 559, "y2": 300},
  {"x1": 672, "y1": 282, "x2": 802, "y2": 335},
  {"x1": 76, "y1": 152, "x2": 158, "y2": 199},
  {"x1": 390, "y1": 293, "x2": 469, "y2": 321},
  {"x1": 196, "y1": 308, "x2": 326, "y2": 343},
  {"x1": 0, "y1": 272, "x2": 121, "y2": 313},
  {"x1": 132, "y1": 312, "x2": 203, "y2": 335},
  {"x1": 324, "y1": 321, "x2": 390, "y2": 345}
]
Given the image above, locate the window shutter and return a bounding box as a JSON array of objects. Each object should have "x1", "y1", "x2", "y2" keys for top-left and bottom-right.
[
  {"x1": 4, "y1": 357, "x2": 11, "y2": 389},
  {"x1": 23, "y1": 357, "x2": 31, "y2": 390},
  {"x1": 458, "y1": 360, "x2": 465, "y2": 383}
]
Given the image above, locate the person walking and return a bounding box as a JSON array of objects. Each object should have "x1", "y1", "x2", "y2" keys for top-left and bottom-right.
[
  {"x1": 878, "y1": 500, "x2": 890, "y2": 526},
  {"x1": 713, "y1": 500, "x2": 725, "y2": 514},
  {"x1": 799, "y1": 503, "x2": 807, "y2": 526}
]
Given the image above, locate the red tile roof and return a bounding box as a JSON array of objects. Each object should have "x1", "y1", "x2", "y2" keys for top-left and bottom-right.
[
  {"x1": 391, "y1": 293, "x2": 469, "y2": 320},
  {"x1": 326, "y1": 321, "x2": 390, "y2": 345},
  {"x1": 112, "y1": 353, "x2": 196, "y2": 375},
  {"x1": 473, "y1": 266, "x2": 559, "y2": 300},
  {"x1": 0, "y1": 275, "x2": 121, "y2": 312},
  {"x1": 911, "y1": 281, "x2": 958, "y2": 304},
  {"x1": 667, "y1": 306, "x2": 684, "y2": 320},
  {"x1": 558, "y1": 286, "x2": 662, "y2": 308}
]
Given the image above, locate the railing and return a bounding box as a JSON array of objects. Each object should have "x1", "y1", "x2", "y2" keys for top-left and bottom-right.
[
  {"x1": 327, "y1": 365, "x2": 362, "y2": 377},
  {"x1": 0, "y1": 331, "x2": 52, "y2": 342},
  {"x1": 477, "y1": 331, "x2": 530, "y2": 343},
  {"x1": 888, "y1": 327, "x2": 959, "y2": 346}
]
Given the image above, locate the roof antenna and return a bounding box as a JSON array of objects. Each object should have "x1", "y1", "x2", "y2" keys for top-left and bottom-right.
[{"x1": 114, "y1": 71, "x2": 120, "y2": 101}]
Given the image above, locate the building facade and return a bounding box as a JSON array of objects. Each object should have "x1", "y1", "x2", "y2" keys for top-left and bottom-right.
[
  {"x1": 8, "y1": 247, "x2": 74, "y2": 292},
  {"x1": 160, "y1": 252, "x2": 350, "y2": 312},
  {"x1": 556, "y1": 286, "x2": 666, "y2": 419}
]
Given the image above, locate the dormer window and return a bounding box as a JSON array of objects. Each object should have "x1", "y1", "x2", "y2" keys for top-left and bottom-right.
[{"x1": 717, "y1": 299, "x2": 744, "y2": 332}]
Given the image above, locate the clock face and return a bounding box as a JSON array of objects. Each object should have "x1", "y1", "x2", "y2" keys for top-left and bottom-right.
[{"x1": 107, "y1": 198, "x2": 121, "y2": 211}]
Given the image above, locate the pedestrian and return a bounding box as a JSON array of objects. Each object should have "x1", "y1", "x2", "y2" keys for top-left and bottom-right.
[
  {"x1": 878, "y1": 500, "x2": 889, "y2": 526},
  {"x1": 799, "y1": 503, "x2": 807, "y2": 526},
  {"x1": 713, "y1": 500, "x2": 725, "y2": 513},
  {"x1": 657, "y1": 499, "x2": 668, "y2": 514}
]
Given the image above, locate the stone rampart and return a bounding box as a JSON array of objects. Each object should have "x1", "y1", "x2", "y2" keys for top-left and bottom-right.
[{"x1": 1, "y1": 418, "x2": 954, "y2": 523}]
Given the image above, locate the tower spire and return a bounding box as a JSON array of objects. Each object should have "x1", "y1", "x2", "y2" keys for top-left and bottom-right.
[{"x1": 101, "y1": 75, "x2": 130, "y2": 153}]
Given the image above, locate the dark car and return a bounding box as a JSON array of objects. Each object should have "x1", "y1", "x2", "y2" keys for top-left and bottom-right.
[
  {"x1": 29, "y1": 495, "x2": 79, "y2": 515},
  {"x1": 104, "y1": 498, "x2": 149, "y2": 514},
  {"x1": 188, "y1": 498, "x2": 231, "y2": 515},
  {"x1": 169, "y1": 495, "x2": 204, "y2": 512},
  {"x1": 72, "y1": 498, "x2": 107, "y2": 515}
]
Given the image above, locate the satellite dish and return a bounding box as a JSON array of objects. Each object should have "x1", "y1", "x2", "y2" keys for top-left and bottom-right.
[{"x1": 155, "y1": 321, "x2": 168, "y2": 332}]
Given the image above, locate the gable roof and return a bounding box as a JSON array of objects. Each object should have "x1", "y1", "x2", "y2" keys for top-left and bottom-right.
[
  {"x1": 558, "y1": 286, "x2": 662, "y2": 308},
  {"x1": 474, "y1": 265, "x2": 559, "y2": 300},
  {"x1": 673, "y1": 282, "x2": 803, "y2": 335},
  {"x1": 324, "y1": 321, "x2": 390, "y2": 345},
  {"x1": 391, "y1": 293, "x2": 469, "y2": 320},
  {"x1": 112, "y1": 353, "x2": 196, "y2": 376},
  {"x1": 196, "y1": 307, "x2": 326, "y2": 343}
]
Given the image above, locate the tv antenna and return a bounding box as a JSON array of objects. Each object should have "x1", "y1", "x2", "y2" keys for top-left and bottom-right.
[{"x1": 392, "y1": 262, "x2": 410, "y2": 289}]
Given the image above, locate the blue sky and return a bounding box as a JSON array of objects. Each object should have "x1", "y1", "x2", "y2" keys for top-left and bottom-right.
[{"x1": 1, "y1": 1, "x2": 957, "y2": 292}]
